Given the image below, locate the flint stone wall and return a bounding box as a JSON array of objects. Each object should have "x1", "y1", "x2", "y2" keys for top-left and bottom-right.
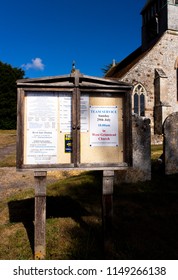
[
  {"x1": 111, "y1": 31, "x2": 178, "y2": 143},
  {"x1": 163, "y1": 112, "x2": 178, "y2": 175}
]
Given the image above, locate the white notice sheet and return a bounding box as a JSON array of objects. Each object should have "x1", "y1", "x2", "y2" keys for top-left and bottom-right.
[
  {"x1": 90, "y1": 106, "x2": 118, "y2": 146},
  {"x1": 80, "y1": 95, "x2": 89, "y2": 132},
  {"x1": 25, "y1": 92, "x2": 58, "y2": 164},
  {"x1": 59, "y1": 94, "x2": 72, "y2": 132}
]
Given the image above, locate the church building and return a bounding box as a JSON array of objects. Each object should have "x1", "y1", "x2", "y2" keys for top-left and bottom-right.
[{"x1": 106, "y1": 0, "x2": 178, "y2": 143}]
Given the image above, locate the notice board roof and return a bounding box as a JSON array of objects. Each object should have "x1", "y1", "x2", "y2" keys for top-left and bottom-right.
[{"x1": 17, "y1": 70, "x2": 133, "y2": 91}]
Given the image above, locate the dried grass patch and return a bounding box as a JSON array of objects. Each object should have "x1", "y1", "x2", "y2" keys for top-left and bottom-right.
[{"x1": 0, "y1": 130, "x2": 16, "y2": 147}]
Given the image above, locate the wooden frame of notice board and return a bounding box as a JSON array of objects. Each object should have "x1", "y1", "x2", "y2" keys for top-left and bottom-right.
[{"x1": 16, "y1": 71, "x2": 133, "y2": 171}]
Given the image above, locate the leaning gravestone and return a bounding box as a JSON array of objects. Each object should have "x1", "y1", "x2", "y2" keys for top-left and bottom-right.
[{"x1": 163, "y1": 112, "x2": 178, "y2": 175}]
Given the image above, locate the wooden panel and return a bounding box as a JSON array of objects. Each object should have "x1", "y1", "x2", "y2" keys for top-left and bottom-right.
[
  {"x1": 16, "y1": 89, "x2": 25, "y2": 169},
  {"x1": 34, "y1": 171, "x2": 47, "y2": 260},
  {"x1": 80, "y1": 95, "x2": 124, "y2": 164}
]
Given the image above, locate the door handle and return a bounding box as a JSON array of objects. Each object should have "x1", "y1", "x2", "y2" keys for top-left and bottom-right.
[
  {"x1": 72, "y1": 125, "x2": 76, "y2": 130},
  {"x1": 72, "y1": 125, "x2": 80, "y2": 130}
]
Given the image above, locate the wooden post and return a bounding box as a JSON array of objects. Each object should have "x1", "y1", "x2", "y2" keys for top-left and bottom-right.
[
  {"x1": 34, "y1": 171, "x2": 47, "y2": 260},
  {"x1": 102, "y1": 170, "x2": 114, "y2": 258}
]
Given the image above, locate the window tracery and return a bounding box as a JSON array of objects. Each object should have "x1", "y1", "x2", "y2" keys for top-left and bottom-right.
[{"x1": 133, "y1": 84, "x2": 146, "y2": 116}]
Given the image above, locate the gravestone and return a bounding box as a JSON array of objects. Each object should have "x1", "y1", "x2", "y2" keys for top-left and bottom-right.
[
  {"x1": 163, "y1": 112, "x2": 178, "y2": 175},
  {"x1": 114, "y1": 114, "x2": 151, "y2": 183},
  {"x1": 131, "y1": 114, "x2": 151, "y2": 180}
]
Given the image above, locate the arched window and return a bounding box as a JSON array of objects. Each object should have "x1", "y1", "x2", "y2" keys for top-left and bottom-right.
[
  {"x1": 133, "y1": 84, "x2": 146, "y2": 116},
  {"x1": 176, "y1": 68, "x2": 178, "y2": 101},
  {"x1": 174, "y1": 57, "x2": 178, "y2": 101}
]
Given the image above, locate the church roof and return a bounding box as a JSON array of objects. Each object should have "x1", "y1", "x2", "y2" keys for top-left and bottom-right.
[
  {"x1": 105, "y1": 47, "x2": 141, "y2": 78},
  {"x1": 105, "y1": 45, "x2": 153, "y2": 78},
  {"x1": 104, "y1": 29, "x2": 167, "y2": 79},
  {"x1": 141, "y1": 0, "x2": 157, "y2": 14}
]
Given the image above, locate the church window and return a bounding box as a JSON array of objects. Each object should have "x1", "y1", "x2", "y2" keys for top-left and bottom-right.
[
  {"x1": 174, "y1": 57, "x2": 178, "y2": 101},
  {"x1": 177, "y1": 69, "x2": 178, "y2": 101},
  {"x1": 133, "y1": 84, "x2": 146, "y2": 116},
  {"x1": 140, "y1": 93, "x2": 145, "y2": 116},
  {"x1": 134, "y1": 93, "x2": 139, "y2": 114},
  {"x1": 157, "y1": 1, "x2": 161, "y2": 10},
  {"x1": 151, "y1": 6, "x2": 154, "y2": 17},
  {"x1": 161, "y1": 0, "x2": 167, "y2": 7}
]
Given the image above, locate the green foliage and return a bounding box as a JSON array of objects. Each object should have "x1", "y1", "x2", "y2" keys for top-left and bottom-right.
[
  {"x1": 101, "y1": 62, "x2": 113, "y2": 75},
  {"x1": 101, "y1": 60, "x2": 118, "y2": 75},
  {"x1": 0, "y1": 61, "x2": 25, "y2": 129}
]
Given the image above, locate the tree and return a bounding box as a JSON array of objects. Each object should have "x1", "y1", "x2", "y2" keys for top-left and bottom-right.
[
  {"x1": 101, "y1": 63, "x2": 113, "y2": 75},
  {"x1": 0, "y1": 61, "x2": 25, "y2": 129},
  {"x1": 101, "y1": 60, "x2": 117, "y2": 75}
]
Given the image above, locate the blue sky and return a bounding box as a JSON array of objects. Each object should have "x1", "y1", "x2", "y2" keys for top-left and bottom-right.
[{"x1": 1, "y1": 0, "x2": 146, "y2": 78}]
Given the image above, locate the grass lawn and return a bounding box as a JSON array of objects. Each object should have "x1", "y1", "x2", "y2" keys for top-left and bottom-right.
[
  {"x1": 0, "y1": 131, "x2": 178, "y2": 259},
  {"x1": 0, "y1": 130, "x2": 16, "y2": 147},
  {"x1": 0, "y1": 130, "x2": 16, "y2": 167}
]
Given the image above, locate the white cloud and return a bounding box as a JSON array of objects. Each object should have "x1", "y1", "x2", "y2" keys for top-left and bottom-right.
[{"x1": 22, "y1": 58, "x2": 45, "y2": 71}]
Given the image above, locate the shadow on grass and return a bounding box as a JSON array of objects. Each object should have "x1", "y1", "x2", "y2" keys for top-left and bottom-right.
[
  {"x1": 112, "y1": 162, "x2": 178, "y2": 259},
  {"x1": 8, "y1": 171, "x2": 103, "y2": 259},
  {"x1": 7, "y1": 169, "x2": 178, "y2": 259},
  {"x1": 8, "y1": 196, "x2": 93, "y2": 254},
  {"x1": 113, "y1": 189, "x2": 178, "y2": 259}
]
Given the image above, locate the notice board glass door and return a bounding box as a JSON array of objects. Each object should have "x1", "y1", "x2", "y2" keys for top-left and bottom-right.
[
  {"x1": 80, "y1": 93, "x2": 124, "y2": 166},
  {"x1": 23, "y1": 91, "x2": 74, "y2": 166}
]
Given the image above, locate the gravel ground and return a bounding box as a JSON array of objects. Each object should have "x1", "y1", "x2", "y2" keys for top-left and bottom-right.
[
  {"x1": 0, "y1": 145, "x2": 80, "y2": 200},
  {"x1": 0, "y1": 167, "x2": 67, "y2": 200},
  {"x1": 0, "y1": 145, "x2": 53, "y2": 199},
  {"x1": 0, "y1": 144, "x2": 16, "y2": 160},
  {"x1": 0, "y1": 167, "x2": 34, "y2": 199}
]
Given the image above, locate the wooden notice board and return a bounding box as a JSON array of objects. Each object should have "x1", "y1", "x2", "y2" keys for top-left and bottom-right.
[{"x1": 16, "y1": 72, "x2": 132, "y2": 170}]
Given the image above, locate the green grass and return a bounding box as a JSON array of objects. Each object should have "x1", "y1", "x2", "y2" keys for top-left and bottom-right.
[
  {"x1": 0, "y1": 130, "x2": 16, "y2": 147},
  {"x1": 151, "y1": 144, "x2": 163, "y2": 160},
  {"x1": 1, "y1": 131, "x2": 178, "y2": 259},
  {"x1": 0, "y1": 172, "x2": 103, "y2": 260},
  {"x1": 0, "y1": 130, "x2": 16, "y2": 167},
  {"x1": 0, "y1": 153, "x2": 16, "y2": 167},
  {"x1": 1, "y1": 166, "x2": 178, "y2": 260}
]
